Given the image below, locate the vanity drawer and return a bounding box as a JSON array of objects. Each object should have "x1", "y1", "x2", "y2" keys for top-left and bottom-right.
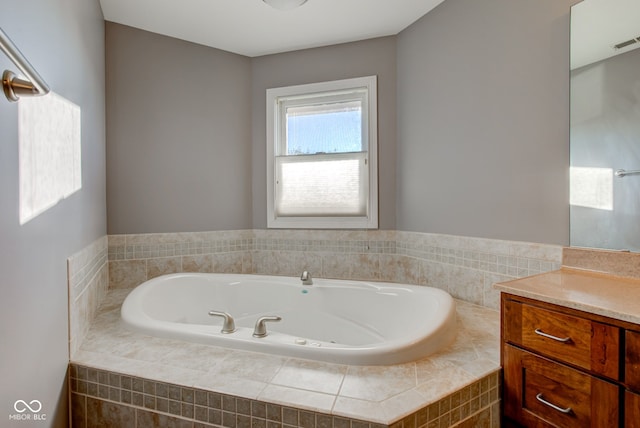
[
  {"x1": 626, "y1": 330, "x2": 640, "y2": 391},
  {"x1": 503, "y1": 298, "x2": 620, "y2": 379},
  {"x1": 503, "y1": 344, "x2": 619, "y2": 427}
]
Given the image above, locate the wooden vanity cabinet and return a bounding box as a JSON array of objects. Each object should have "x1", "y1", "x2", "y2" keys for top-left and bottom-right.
[
  {"x1": 501, "y1": 293, "x2": 640, "y2": 428},
  {"x1": 627, "y1": 390, "x2": 640, "y2": 428},
  {"x1": 627, "y1": 330, "x2": 640, "y2": 428},
  {"x1": 627, "y1": 330, "x2": 640, "y2": 391}
]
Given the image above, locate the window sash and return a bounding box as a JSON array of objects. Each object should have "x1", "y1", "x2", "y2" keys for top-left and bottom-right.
[
  {"x1": 277, "y1": 89, "x2": 369, "y2": 155},
  {"x1": 275, "y1": 152, "x2": 368, "y2": 217}
]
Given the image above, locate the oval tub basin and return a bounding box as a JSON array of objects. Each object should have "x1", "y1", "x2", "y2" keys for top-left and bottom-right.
[{"x1": 121, "y1": 273, "x2": 457, "y2": 365}]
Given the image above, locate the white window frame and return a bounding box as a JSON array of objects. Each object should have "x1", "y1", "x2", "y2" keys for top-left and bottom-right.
[{"x1": 266, "y1": 76, "x2": 378, "y2": 229}]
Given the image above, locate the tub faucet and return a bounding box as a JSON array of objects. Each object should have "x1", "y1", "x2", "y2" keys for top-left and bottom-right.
[
  {"x1": 208, "y1": 311, "x2": 236, "y2": 334},
  {"x1": 300, "y1": 271, "x2": 313, "y2": 285},
  {"x1": 253, "y1": 316, "x2": 282, "y2": 338}
]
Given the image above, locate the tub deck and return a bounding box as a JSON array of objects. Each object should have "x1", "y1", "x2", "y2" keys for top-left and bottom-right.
[{"x1": 70, "y1": 289, "x2": 500, "y2": 426}]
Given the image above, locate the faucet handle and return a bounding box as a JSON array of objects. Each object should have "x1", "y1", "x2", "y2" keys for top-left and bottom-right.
[
  {"x1": 253, "y1": 316, "x2": 282, "y2": 338},
  {"x1": 208, "y1": 311, "x2": 236, "y2": 334}
]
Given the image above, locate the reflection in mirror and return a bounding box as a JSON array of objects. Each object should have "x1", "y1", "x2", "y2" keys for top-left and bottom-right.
[{"x1": 570, "y1": 0, "x2": 640, "y2": 251}]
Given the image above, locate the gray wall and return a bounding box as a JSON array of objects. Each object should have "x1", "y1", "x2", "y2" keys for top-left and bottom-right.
[
  {"x1": 106, "y1": 0, "x2": 580, "y2": 244},
  {"x1": 250, "y1": 37, "x2": 398, "y2": 230},
  {"x1": 106, "y1": 23, "x2": 252, "y2": 234},
  {"x1": 570, "y1": 48, "x2": 640, "y2": 251},
  {"x1": 106, "y1": 29, "x2": 396, "y2": 233},
  {"x1": 0, "y1": 0, "x2": 105, "y2": 426},
  {"x1": 396, "y1": 0, "x2": 577, "y2": 244}
]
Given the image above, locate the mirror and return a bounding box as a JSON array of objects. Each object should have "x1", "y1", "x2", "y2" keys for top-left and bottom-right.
[{"x1": 570, "y1": 0, "x2": 640, "y2": 251}]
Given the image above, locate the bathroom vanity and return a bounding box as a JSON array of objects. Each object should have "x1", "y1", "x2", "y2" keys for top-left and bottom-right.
[{"x1": 495, "y1": 268, "x2": 640, "y2": 427}]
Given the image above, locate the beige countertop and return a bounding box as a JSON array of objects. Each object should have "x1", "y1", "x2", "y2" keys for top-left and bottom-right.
[{"x1": 494, "y1": 267, "x2": 640, "y2": 326}]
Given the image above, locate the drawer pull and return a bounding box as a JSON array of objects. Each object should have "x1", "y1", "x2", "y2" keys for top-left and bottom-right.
[
  {"x1": 536, "y1": 393, "x2": 572, "y2": 414},
  {"x1": 534, "y1": 328, "x2": 571, "y2": 343}
]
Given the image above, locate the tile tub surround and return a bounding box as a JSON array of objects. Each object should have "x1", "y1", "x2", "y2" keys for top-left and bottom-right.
[
  {"x1": 68, "y1": 235, "x2": 109, "y2": 358},
  {"x1": 70, "y1": 288, "x2": 501, "y2": 427},
  {"x1": 69, "y1": 367, "x2": 499, "y2": 428},
  {"x1": 107, "y1": 229, "x2": 562, "y2": 310}
]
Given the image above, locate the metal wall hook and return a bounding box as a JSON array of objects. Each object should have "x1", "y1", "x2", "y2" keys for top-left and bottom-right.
[{"x1": 0, "y1": 27, "x2": 49, "y2": 102}]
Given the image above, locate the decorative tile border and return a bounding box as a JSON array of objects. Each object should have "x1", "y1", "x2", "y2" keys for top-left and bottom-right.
[
  {"x1": 69, "y1": 364, "x2": 500, "y2": 428},
  {"x1": 395, "y1": 231, "x2": 561, "y2": 278},
  {"x1": 67, "y1": 236, "x2": 109, "y2": 358},
  {"x1": 108, "y1": 230, "x2": 255, "y2": 261}
]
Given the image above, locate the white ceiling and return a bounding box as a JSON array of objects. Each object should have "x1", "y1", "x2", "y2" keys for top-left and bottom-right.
[
  {"x1": 571, "y1": 0, "x2": 640, "y2": 69},
  {"x1": 99, "y1": 0, "x2": 446, "y2": 57}
]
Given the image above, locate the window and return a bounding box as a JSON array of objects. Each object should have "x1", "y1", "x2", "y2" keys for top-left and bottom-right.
[{"x1": 266, "y1": 76, "x2": 378, "y2": 229}]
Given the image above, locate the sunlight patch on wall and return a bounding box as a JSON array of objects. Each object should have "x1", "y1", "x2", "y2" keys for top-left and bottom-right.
[
  {"x1": 18, "y1": 92, "x2": 81, "y2": 224},
  {"x1": 570, "y1": 166, "x2": 613, "y2": 210}
]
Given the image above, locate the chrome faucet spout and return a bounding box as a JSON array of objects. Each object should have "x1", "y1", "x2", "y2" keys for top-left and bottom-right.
[
  {"x1": 208, "y1": 311, "x2": 236, "y2": 334},
  {"x1": 300, "y1": 271, "x2": 313, "y2": 285},
  {"x1": 253, "y1": 316, "x2": 282, "y2": 338}
]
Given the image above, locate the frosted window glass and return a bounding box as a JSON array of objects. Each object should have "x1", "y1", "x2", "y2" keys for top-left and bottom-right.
[{"x1": 276, "y1": 153, "x2": 367, "y2": 216}]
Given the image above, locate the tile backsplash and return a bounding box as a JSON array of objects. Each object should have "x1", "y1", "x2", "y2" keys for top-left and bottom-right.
[
  {"x1": 67, "y1": 235, "x2": 109, "y2": 358},
  {"x1": 106, "y1": 229, "x2": 563, "y2": 310}
]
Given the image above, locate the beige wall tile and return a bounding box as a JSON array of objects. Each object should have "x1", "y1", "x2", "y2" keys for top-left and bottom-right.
[
  {"x1": 379, "y1": 254, "x2": 420, "y2": 284},
  {"x1": 448, "y1": 266, "x2": 483, "y2": 305},
  {"x1": 212, "y1": 252, "x2": 245, "y2": 274},
  {"x1": 253, "y1": 251, "x2": 322, "y2": 277},
  {"x1": 101, "y1": 229, "x2": 565, "y2": 311},
  {"x1": 322, "y1": 253, "x2": 380, "y2": 280},
  {"x1": 86, "y1": 396, "x2": 135, "y2": 427},
  {"x1": 242, "y1": 251, "x2": 253, "y2": 274},
  {"x1": 182, "y1": 254, "x2": 213, "y2": 273},
  {"x1": 482, "y1": 273, "x2": 512, "y2": 310},
  {"x1": 68, "y1": 237, "x2": 108, "y2": 359},
  {"x1": 147, "y1": 257, "x2": 181, "y2": 279},
  {"x1": 109, "y1": 260, "x2": 147, "y2": 289},
  {"x1": 418, "y1": 260, "x2": 449, "y2": 291},
  {"x1": 454, "y1": 406, "x2": 491, "y2": 428},
  {"x1": 320, "y1": 254, "x2": 351, "y2": 279}
]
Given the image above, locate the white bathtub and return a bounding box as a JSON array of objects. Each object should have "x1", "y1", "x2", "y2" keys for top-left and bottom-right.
[{"x1": 120, "y1": 273, "x2": 457, "y2": 365}]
